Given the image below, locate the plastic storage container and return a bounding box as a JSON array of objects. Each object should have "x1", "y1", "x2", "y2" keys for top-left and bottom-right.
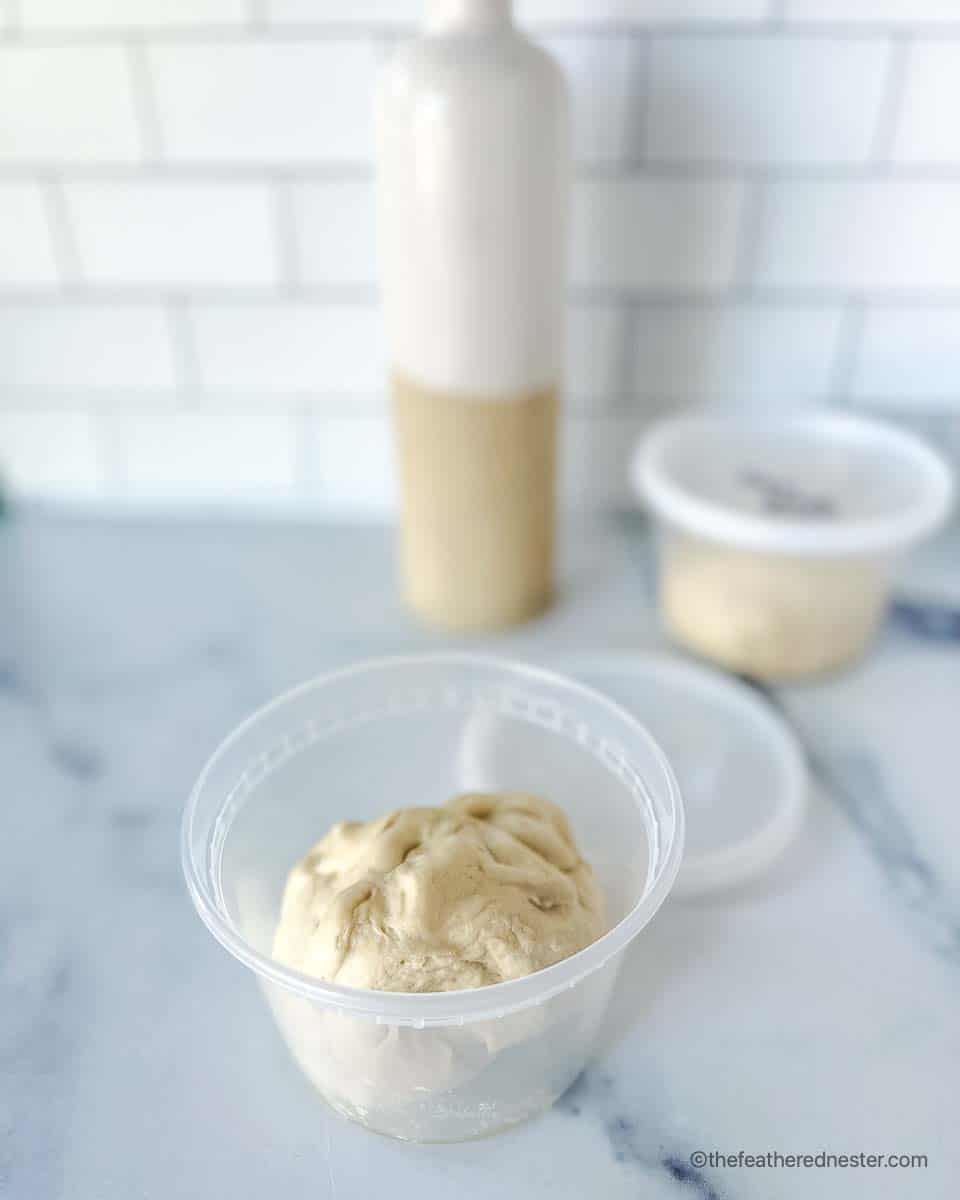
[
  {"x1": 182, "y1": 655, "x2": 684, "y2": 1142},
  {"x1": 634, "y1": 414, "x2": 954, "y2": 680}
]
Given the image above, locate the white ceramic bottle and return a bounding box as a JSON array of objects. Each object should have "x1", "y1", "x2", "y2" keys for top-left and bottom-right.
[{"x1": 375, "y1": 0, "x2": 570, "y2": 631}]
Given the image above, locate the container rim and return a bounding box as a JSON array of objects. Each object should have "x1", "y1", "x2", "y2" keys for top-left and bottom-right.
[
  {"x1": 633, "y1": 412, "x2": 955, "y2": 556},
  {"x1": 557, "y1": 652, "x2": 808, "y2": 898},
  {"x1": 181, "y1": 652, "x2": 685, "y2": 1026}
]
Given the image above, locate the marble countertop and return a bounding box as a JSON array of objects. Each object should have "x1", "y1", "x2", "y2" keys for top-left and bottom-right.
[{"x1": 3, "y1": 510, "x2": 958, "y2": 1200}]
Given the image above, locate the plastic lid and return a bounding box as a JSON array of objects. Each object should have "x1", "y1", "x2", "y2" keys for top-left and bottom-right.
[
  {"x1": 634, "y1": 413, "x2": 954, "y2": 556},
  {"x1": 560, "y1": 655, "x2": 808, "y2": 897}
]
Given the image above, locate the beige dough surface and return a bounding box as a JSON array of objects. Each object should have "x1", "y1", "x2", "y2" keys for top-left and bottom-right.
[{"x1": 272, "y1": 793, "x2": 605, "y2": 992}]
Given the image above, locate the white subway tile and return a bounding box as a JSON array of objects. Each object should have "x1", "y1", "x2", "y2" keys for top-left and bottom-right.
[
  {"x1": 0, "y1": 411, "x2": 103, "y2": 499},
  {"x1": 854, "y1": 308, "x2": 960, "y2": 407},
  {"x1": 148, "y1": 42, "x2": 379, "y2": 165},
  {"x1": 646, "y1": 37, "x2": 889, "y2": 165},
  {"x1": 0, "y1": 48, "x2": 141, "y2": 165},
  {"x1": 190, "y1": 303, "x2": 384, "y2": 394},
  {"x1": 519, "y1": 0, "x2": 767, "y2": 20},
  {"x1": 572, "y1": 177, "x2": 743, "y2": 292},
  {"x1": 631, "y1": 304, "x2": 843, "y2": 400},
  {"x1": 21, "y1": 0, "x2": 248, "y2": 29},
  {"x1": 267, "y1": 0, "x2": 420, "y2": 22},
  {"x1": 65, "y1": 182, "x2": 280, "y2": 288},
  {"x1": 754, "y1": 182, "x2": 960, "y2": 291},
  {"x1": 542, "y1": 35, "x2": 637, "y2": 164},
  {"x1": 566, "y1": 304, "x2": 628, "y2": 401},
  {"x1": 0, "y1": 183, "x2": 59, "y2": 287},
  {"x1": 293, "y1": 181, "x2": 377, "y2": 286},
  {"x1": 304, "y1": 413, "x2": 395, "y2": 515},
  {"x1": 563, "y1": 417, "x2": 609, "y2": 509},
  {"x1": 116, "y1": 411, "x2": 297, "y2": 500},
  {"x1": 783, "y1": 1, "x2": 960, "y2": 24},
  {"x1": 893, "y1": 43, "x2": 960, "y2": 165},
  {"x1": 272, "y1": 0, "x2": 768, "y2": 21},
  {"x1": 0, "y1": 304, "x2": 177, "y2": 390},
  {"x1": 563, "y1": 415, "x2": 658, "y2": 510}
]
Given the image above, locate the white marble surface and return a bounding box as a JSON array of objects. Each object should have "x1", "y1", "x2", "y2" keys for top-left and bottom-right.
[{"x1": 2, "y1": 510, "x2": 958, "y2": 1200}]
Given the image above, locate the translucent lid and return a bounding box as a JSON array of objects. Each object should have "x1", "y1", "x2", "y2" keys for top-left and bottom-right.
[
  {"x1": 634, "y1": 413, "x2": 954, "y2": 556},
  {"x1": 557, "y1": 654, "x2": 807, "y2": 897}
]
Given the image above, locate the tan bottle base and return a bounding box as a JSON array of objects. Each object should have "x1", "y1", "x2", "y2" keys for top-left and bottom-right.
[
  {"x1": 405, "y1": 581, "x2": 556, "y2": 635},
  {"x1": 392, "y1": 372, "x2": 558, "y2": 633}
]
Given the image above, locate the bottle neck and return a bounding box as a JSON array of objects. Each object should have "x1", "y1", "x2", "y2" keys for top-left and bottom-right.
[{"x1": 425, "y1": 0, "x2": 513, "y2": 33}]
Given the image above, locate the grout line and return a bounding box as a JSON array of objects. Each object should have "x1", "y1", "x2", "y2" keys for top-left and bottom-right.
[
  {"x1": 582, "y1": 160, "x2": 960, "y2": 179},
  {"x1": 92, "y1": 407, "x2": 129, "y2": 497},
  {"x1": 0, "y1": 388, "x2": 202, "y2": 409},
  {"x1": 566, "y1": 22, "x2": 960, "y2": 37},
  {"x1": 289, "y1": 405, "x2": 312, "y2": 499},
  {"x1": 870, "y1": 34, "x2": 910, "y2": 166},
  {"x1": 0, "y1": 284, "x2": 381, "y2": 304},
  {"x1": 0, "y1": 492, "x2": 398, "y2": 520},
  {"x1": 767, "y1": 0, "x2": 788, "y2": 24},
  {"x1": 0, "y1": 390, "x2": 393, "y2": 416},
  {"x1": 167, "y1": 298, "x2": 203, "y2": 400},
  {"x1": 44, "y1": 175, "x2": 85, "y2": 285},
  {"x1": 642, "y1": 291, "x2": 785, "y2": 309},
  {"x1": 614, "y1": 304, "x2": 636, "y2": 404},
  {"x1": 0, "y1": 163, "x2": 375, "y2": 181},
  {"x1": 272, "y1": 178, "x2": 302, "y2": 293},
  {"x1": 622, "y1": 33, "x2": 651, "y2": 164},
  {"x1": 293, "y1": 403, "x2": 316, "y2": 498},
  {"x1": 8, "y1": 24, "x2": 960, "y2": 44},
  {"x1": 127, "y1": 40, "x2": 165, "y2": 162},
  {"x1": 576, "y1": 160, "x2": 960, "y2": 179},
  {"x1": 2, "y1": 0, "x2": 21, "y2": 38},
  {"x1": 8, "y1": 162, "x2": 960, "y2": 182},
  {"x1": 845, "y1": 398, "x2": 960, "y2": 419},
  {"x1": 4, "y1": 284, "x2": 960, "y2": 308},
  {"x1": 579, "y1": 286, "x2": 960, "y2": 306},
  {"x1": 0, "y1": 25, "x2": 415, "y2": 44},
  {"x1": 827, "y1": 299, "x2": 866, "y2": 406},
  {"x1": 731, "y1": 177, "x2": 767, "y2": 293}
]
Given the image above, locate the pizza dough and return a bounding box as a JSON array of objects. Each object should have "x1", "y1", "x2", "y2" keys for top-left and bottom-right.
[
  {"x1": 661, "y1": 535, "x2": 887, "y2": 679},
  {"x1": 273, "y1": 792, "x2": 605, "y2": 992}
]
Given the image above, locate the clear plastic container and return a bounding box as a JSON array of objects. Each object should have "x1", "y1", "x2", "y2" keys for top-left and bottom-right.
[
  {"x1": 634, "y1": 414, "x2": 954, "y2": 681},
  {"x1": 181, "y1": 655, "x2": 684, "y2": 1142}
]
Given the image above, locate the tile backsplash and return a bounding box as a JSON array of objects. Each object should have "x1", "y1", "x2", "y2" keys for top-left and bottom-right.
[{"x1": 1, "y1": 1, "x2": 959, "y2": 514}]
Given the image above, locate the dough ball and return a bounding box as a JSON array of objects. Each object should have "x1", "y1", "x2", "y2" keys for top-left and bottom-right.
[
  {"x1": 662, "y1": 536, "x2": 886, "y2": 679},
  {"x1": 272, "y1": 793, "x2": 606, "y2": 992}
]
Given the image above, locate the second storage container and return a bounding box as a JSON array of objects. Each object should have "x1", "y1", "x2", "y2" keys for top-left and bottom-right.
[{"x1": 634, "y1": 414, "x2": 954, "y2": 680}]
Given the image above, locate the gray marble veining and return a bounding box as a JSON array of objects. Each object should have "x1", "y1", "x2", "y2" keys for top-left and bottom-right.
[{"x1": 747, "y1": 680, "x2": 960, "y2": 967}]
